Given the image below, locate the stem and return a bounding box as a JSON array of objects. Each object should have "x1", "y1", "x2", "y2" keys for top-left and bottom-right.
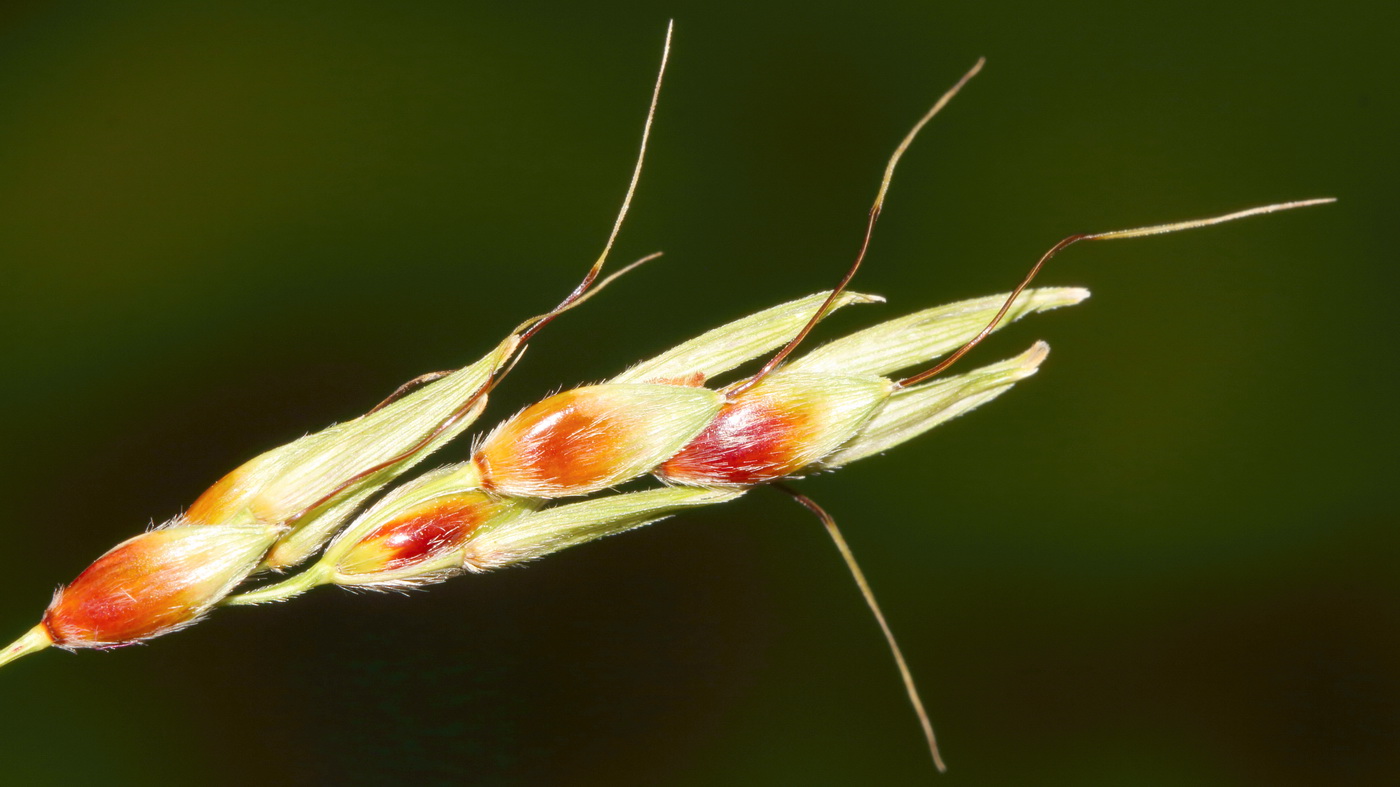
[
  {"x1": 0, "y1": 625, "x2": 52, "y2": 669},
  {"x1": 223, "y1": 566, "x2": 329, "y2": 606}
]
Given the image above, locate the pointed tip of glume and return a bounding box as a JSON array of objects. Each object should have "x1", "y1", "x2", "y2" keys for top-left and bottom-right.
[{"x1": 1020, "y1": 340, "x2": 1052, "y2": 369}]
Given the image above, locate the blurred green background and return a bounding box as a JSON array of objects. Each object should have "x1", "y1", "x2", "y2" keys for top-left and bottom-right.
[{"x1": 0, "y1": 1, "x2": 1394, "y2": 785}]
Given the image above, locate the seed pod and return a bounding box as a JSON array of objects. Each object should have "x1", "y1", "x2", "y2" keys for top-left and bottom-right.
[
  {"x1": 35, "y1": 524, "x2": 281, "y2": 650},
  {"x1": 475, "y1": 383, "x2": 724, "y2": 497},
  {"x1": 658, "y1": 373, "x2": 892, "y2": 486}
]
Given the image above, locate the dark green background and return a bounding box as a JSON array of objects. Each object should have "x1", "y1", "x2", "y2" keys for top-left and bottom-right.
[{"x1": 0, "y1": 2, "x2": 1393, "y2": 785}]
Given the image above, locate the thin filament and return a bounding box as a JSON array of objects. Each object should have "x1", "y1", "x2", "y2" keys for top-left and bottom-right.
[
  {"x1": 895, "y1": 197, "x2": 1336, "y2": 389},
  {"x1": 548, "y1": 251, "x2": 664, "y2": 316},
  {"x1": 369, "y1": 252, "x2": 662, "y2": 415},
  {"x1": 367, "y1": 370, "x2": 455, "y2": 414},
  {"x1": 280, "y1": 25, "x2": 676, "y2": 534},
  {"x1": 515, "y1": 20, "x2": 675, "y2": 346},
  {"x1": 774, "y1": 483, "x2": 947, "y2": 772},
  {"x1": 729, "y1": 57, "x2": 985, "y2": 398}
]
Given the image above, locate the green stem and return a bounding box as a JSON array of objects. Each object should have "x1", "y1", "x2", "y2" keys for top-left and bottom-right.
[
  {"x1": 223, "y1": 566, "x2": 329, "y2": 606},
  {"x1": 0, "y1": 625, "x2": 52, "y2": 669}
]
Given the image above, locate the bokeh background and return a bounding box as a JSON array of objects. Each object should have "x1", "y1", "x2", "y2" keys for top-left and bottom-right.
[{"x1": 0, "y1": 2, "x2": 1394, "y2": 785}]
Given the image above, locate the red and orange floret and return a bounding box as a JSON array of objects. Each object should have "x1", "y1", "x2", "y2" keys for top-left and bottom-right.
[
  {"x1": 659, "y1": 396, "x2": 816, "y2": 486},
  {"x1": 334, "y1": 493, "x2": 502, "y2": 578},
  {"x1": 474, "y1": 384, "x2": 723, "y2": 498},
  {"x1": 43, "y1": 525, "x2": 278, "y2": 648},
  {"x1": 659, "y1": 374, "x2": 892, "y2": 486}
]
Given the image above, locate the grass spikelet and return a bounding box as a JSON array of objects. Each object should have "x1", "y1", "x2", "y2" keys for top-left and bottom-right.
[{"x1": 0, "y1": 23, "x2": 1334, "y2": 778}]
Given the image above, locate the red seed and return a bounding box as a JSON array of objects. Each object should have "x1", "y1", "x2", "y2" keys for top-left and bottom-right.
[
  {"x1": 45, "y1": 539, "x2": 179, "y2": 646},
  {"x1": 657, "y1": 396, "x2": 814, "y2": 486},
  {"x1": 43, "y1": 526, "x2": 275, "y2": 647},
  {"x1": 475, "y1": 385, "x2": 722, "y2": 498},
  {"x1": 659, "y1": 374, "x2": 891, "y2": 486},
  {"x1": 336, "y1": 495, "x2": 494, "y2": 576},
  {"x1": 477, "y1": 389, "x2": 628, "y2": 495}
]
